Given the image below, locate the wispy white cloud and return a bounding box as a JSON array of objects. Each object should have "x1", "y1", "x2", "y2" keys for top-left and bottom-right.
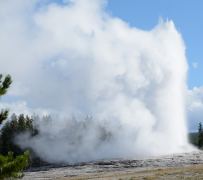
[{"x1": 187, "y1": 86, "x2": 203, "y2": 131}]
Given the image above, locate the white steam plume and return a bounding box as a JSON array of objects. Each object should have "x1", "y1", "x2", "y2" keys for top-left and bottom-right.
[{"x1": 0, "y1": 0, "x2": 192, "y2": 163}]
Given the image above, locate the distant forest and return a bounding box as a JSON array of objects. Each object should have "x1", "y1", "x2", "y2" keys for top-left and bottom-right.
[
  {"x1": 189, "y1": 122, "x2": 203, "y2": 149},
  {"x1": 0, "y1": 113, "x2": 49, "y2": 167},
  {"x1": 0, "y1": 112, "x2": 203, "y2": 168}
]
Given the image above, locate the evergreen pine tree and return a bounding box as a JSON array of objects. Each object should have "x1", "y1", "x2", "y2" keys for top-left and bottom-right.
[
  {"x1": 0, "y1": 74, "x2": 11, "y2": 125},
  {"x1": 198, "y1": 122, "x2": 203, "y2": 149},
  {"x1": 0, "y1": 74, "x2": 29, "y2": 179}
]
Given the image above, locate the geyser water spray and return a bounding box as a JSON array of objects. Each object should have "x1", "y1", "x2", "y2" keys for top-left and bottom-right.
[{"x1": 0, "y1": 0, "x2": 192, "y2": 163}]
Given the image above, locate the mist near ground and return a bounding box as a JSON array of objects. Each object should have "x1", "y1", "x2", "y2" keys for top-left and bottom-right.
[{"x1": 0, "y1": 0, "x2": 192, "y2": 163}]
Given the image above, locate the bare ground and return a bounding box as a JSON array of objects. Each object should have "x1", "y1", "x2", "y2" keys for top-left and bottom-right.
[{"x1": 23, "y1": 151, "x2": 203, "y2": 180}]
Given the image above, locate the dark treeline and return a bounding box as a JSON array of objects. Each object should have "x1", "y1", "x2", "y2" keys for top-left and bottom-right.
[
  {"x1": 0, "y1": 113, "x2": 50, "y2": 167},
  {"x1": 189, "y1": 122, "x2": 203, "y2": 149},
  {"x1": 0, "y1": 113, "x2": 113, "y2": 168},
  {"x1": 2, "y1": 112, "x2": 203, "y2": 168},
  {"x1": 0, "y1": 114, "x2": 37, "y2": 155}
]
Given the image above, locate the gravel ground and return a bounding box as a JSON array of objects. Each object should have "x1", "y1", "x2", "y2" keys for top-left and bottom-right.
[{"x1": 22, "y1": 151, "x2": 203, "y2": 180}]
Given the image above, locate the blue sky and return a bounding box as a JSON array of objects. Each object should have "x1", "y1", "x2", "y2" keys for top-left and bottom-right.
[{"x1": 106, "y1": 0, "x2": 203, "y2": 89}]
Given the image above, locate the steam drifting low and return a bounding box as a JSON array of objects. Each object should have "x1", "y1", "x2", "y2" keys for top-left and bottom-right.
[{"x1": 0, "y1": 0, "x2": 191, "y2": 163}]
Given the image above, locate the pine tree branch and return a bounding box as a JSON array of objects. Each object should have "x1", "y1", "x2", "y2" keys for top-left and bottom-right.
[
  {"x1": 0, "y1": 109, "x2": 9, "y2": 125},
  {"x1": 0, "y1": 74, "x2": 12, "y2": 96}
]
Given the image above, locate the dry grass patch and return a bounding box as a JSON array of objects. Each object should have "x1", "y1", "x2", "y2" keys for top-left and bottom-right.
[{"x1": 58, "y1": 164, "x2": 203, "y2": 180}]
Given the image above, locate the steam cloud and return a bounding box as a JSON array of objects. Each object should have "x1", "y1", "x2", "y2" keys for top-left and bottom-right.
[{"x1": 0, "y1": 0, "x2": 192, "y2": 163}]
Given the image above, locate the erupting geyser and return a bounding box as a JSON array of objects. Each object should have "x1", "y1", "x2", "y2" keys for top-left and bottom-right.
[{"x1": 0, "y1": 0, "x2": 192, "y2": 163}]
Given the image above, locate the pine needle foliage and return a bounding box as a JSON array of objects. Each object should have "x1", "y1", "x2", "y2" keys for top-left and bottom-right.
[
  {"x1": 0, "y1": 151, "x2": 29, "y2": 179},
  {"x1": 0, "y1": 74, "x2": 29, "y2": 179}
]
